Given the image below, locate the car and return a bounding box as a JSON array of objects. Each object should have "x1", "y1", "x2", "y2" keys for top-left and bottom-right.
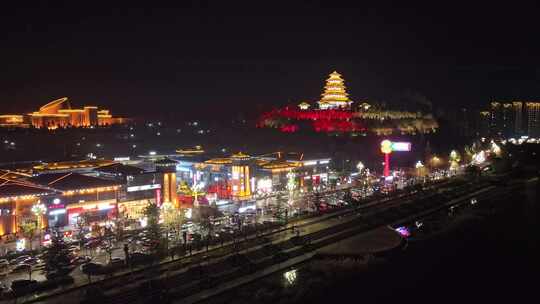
[
  {"x1": 21, "y1": 257, "x2": 40, "y2": 265},
  {"x1": 80, "y1": 262, "x2": 103, "y2": 273},
  {"x1": 109, "y1": 257, "x2": 124, "y2": 266},
  {"x1": 0, "y1": 281, "x2": 9, "y2": 294},
  {"x1": 70, "y1": 255, "x2": 92, "y2": 265},
  {"x1": 45, "y1": 267, "x2": 73, "y2": 280},
  {"x1": 9, "y1": 255, "x2": 30, "y2": 265},
  {"x1": 0, "y1": 259, "x2": 9, "y2": 269},
  {"x1": 11, "y1": 264, "x2": 31, "y2": 273}
]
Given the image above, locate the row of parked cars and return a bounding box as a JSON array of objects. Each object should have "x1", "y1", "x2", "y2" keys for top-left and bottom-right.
[{"x1": 0, "y1": 245, "x2": 95, "y2": 297}]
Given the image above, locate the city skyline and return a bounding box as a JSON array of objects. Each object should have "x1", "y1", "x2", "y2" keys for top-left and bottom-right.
[{"x1": 1, "y1": 2, "x2": 540, "y2": 119}]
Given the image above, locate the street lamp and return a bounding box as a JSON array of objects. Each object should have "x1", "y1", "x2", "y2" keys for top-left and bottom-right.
[
  {"x1": 415, "y1": 160, "x2": 425, "y2": 183},
  {"x1": 356, "y1": 161, "x2": 365, "y2": 172},
  {"x1": 31, "y1": 201, "x2": 47, "y2": 249}
]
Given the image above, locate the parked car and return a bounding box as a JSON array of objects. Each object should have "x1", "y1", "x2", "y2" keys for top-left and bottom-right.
[
  {"x1": 70, "y1": 255, "x2": 92, "y2": 265},
  {"x1": 45, "y1": 267, "x2": 72, "y2": 280},
  {"x1": 0, "y1": 259, "x2": 9, "y2": 270},
  {"x1": 10, "y1": 264, "x2": 31, "y2": 273},
  {"x1": 109, "y1": 257, "x2": 124, "y2": 266},
  {"x1": 9, "y1": 255, "x2": 30, "y2": 265},
  {"x1": 80, "y1": 262, "x2": 104, "y2": 274},
  {"x1": 21, "y1": 257, "x2": 40, "y2": 266}
]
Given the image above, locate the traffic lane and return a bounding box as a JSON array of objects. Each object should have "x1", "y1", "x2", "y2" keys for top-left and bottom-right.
[
  {"x1": 15, "y1": 189, "x2": 434, "y2": 302},
  {"x1": 11, "y1": 182, "x2": 445, "y2": 298}
]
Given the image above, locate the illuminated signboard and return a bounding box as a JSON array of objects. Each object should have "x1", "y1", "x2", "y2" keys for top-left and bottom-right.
[
  {"x1": 114, "y1": 157, "x2": 130, "y2": 161},
  {"x1": 395, "y1": 226, "x2": 411, "y2": 237},
  {"x1": 127, "y1": 184, "x2": 161, "y2": 192},
  {"x1": 391, "y1": 142, "x2": 412, "y2": 152},
  {"x1": 380, "y1": 140, "x2": 412, "y2": 153},
  {"x1": 381, "y1": 140, "x2": 393, "y2": 154}
]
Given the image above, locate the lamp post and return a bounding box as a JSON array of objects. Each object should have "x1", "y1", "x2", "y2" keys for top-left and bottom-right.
[
  {"x1": 415, "y1": 161, "x2": 425, "y2": 183},
  {"x1": 356, "y1": 161, "x2": 365, "y2": 173},
  {"x1": 31, "y1": 201, "x2": 47, "y2": 250}
]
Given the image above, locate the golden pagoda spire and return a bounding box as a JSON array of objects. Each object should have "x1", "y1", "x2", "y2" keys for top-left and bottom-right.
[{"x1": 318, "y1": 71, "x2": 353, "y2": 110}]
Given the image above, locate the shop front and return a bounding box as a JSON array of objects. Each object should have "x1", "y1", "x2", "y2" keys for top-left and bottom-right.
[
  {"x1": 118, "y1": 199, "x2": 154, "y2": 221},
  {"x1": 66, "y1": 199, "x2": 117, "y2": 228}
]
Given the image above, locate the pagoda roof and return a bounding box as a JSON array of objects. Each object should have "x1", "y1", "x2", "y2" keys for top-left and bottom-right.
[
  {"x1": 204, "y1": 158, "x2": 232, "y2": 165},
  {"x1": 231, "y1": 152, "x2": 250, "y2": 159}
]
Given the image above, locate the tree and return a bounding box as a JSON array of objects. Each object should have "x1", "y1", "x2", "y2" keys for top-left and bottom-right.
[
  {"x1": 99, "y1": 228, "x2": 115, "y2": 263},
  {"x1": 75, "y1": 213, "x2": 90, "y2": 251},
  {"x1": 275, "y1": 192, "x2": 287, "y2": 222},
  {"x1": 19, "y1": 222, "x2": 37, "y2": 251},
  {"x1": 143, "y1": 201, "x2": 162, "y2": 255},
  {"x1": 43, "y1": 229, "x2": 72, "y2": 278},
  {"x1": 312, "y1": 191, "x2": 322, "y2": 213},
  {"x1": 342, "y1": 188, "x2": 353, "y2": 203}
]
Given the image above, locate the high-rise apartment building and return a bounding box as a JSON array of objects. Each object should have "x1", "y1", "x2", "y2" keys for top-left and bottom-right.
[{"x1": 525, "y1": 102, "x2": 540, "y2": 137}]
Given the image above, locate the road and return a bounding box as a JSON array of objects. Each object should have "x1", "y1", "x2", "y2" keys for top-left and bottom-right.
[{"x1": 9, "y1": 178, "x2": 474, "y2": 303}]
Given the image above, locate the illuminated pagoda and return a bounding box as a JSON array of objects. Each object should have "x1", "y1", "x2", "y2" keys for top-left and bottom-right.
[{"x1": 318, "y1": 71, "x2": 353, "y2": 110}]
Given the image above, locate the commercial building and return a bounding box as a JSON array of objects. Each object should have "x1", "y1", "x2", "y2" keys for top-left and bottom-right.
[
  {"x1": 31, "y1": 159, "x2": 115, "y2": 175},
  {"x1": 94, "y1": 163, "x2": 161, "y2": 221},
  {"x1": 155, "y1": 158, "x2": 178, "y2": 208},
  {"x1": 0, "y1": 97, "x2": 129, "y2": 129},
  {"x1": 0, "y1": 178, "x2": 58, "y2": 236},
  {"x1": 525, "y1": 102, "x2": 540, "y2": 137},
  {"x1": 195, "y1": 151, "x2": 331, "y2": 203},
  {"x1": 489, "y1": 102, "x2": 516, "y2": 137},
  {"x1": 0, "y1": 115, "x2": 29, "y2": 128},
  {"x1": 482, "y1": 101, "x2": 540, "y2": 138},
  {"x1": 28, "y1": 173, "x2": 121, "y2": 229}
]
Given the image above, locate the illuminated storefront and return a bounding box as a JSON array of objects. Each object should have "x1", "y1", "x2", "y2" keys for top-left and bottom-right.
[
  {"x1": 0, "y1": 179, "x2": 56, "y2": 236},
  {"x1": 231, "y1": 153, "x2": 252, "y2": 200},
  {"x1": 29, "y1": 172, "x2": 121, "y2": 230},
  {"x1": 155, "y1": 158, "x2": 178, "y2": 207},
  {"x1": 118, "y1": 199, "x2": 153, "y2": 220}
]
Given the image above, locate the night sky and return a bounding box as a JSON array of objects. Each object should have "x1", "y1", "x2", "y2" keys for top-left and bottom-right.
[{"x1": 1, "y1": 1, "x2": 539, "y2": 119}]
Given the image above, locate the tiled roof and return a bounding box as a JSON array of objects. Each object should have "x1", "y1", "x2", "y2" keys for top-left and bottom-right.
[
  {"x1": 29, "y1": 172, "x2": 121, "y2": 191},
  {"x1": 0, "y1": 178, "x2": 57, "y2": 198},
  {"x1": 94, "y1": 163, "x2": 145, "y2": 176}
]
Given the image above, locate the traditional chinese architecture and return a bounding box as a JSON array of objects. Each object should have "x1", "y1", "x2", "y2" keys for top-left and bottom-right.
[
  {"x1": 318, "y1": 71, "x2": 353, "y2": 110},
  {"x1": 0, "y1": 97, "x2": 130, "y2": 129}
]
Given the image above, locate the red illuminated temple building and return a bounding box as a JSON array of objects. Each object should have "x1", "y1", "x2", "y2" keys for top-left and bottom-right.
[{"x1": 257, "y1": 71, "x2": 438, "y2": 135}]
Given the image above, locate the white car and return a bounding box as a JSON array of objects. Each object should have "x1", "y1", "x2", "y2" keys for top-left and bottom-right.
[{"x1": 0, "y1": 259, "x2": 9, "y2": 268}]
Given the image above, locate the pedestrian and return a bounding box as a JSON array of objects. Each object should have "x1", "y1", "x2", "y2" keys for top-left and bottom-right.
[
  {"x1": 170, "y1": 247, "x2": 175, "y2": 260},
  {"x1": 123, "y1": 243, "x2": 129, "y2": 264}
]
